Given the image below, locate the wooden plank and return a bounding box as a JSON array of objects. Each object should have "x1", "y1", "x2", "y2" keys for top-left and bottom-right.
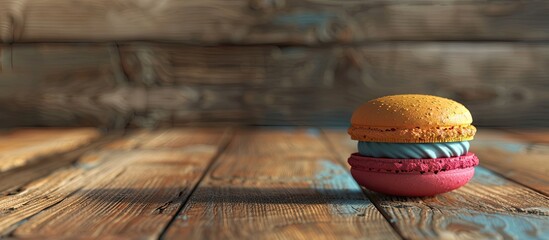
[
  {"x1": 1, "y1": 1, "x2": 548, "y2": 43},
  {"x1": 0, "y1": 44, "x2": 128, "y2": 128},
  {"x1": 0, "y1": 128, "x2": 100, "y2": 172},
  {"x1": 505, "y1": 129, "x2": 549, "y2": 143},
  {"x1": 322, "y1": 129, "x2": 356, "y2": 168},
  {"x1": 0, "y1": 158, "x2": 120, "y2": 236},
  {"x1": 1, "y1": 128, "x2": 229, "y2": 238},
  {"x1": 163, "y1": 128, "x2": 399, "y2": 239},
  {"x1": 0, "y1": 132, "x2": 119, "y2": 194},
  {"x1": 323, "y1": 129, "x2": 549, "y2": 239},
  {"x1": 0, "y1": 45, "x2": 8, "y2": 71},
  {"x1": 0, "y1": 132, "x2": 126, "y2": 235},
  {"x1": 472, "y1": 129, "x2": 549, "y2": 195},
  {"x1": 2, "y1": 43, "x2": 549, "y2": 128},
  {"x1": 123, "y1": 43, "x2": 549, "y2": 128}
]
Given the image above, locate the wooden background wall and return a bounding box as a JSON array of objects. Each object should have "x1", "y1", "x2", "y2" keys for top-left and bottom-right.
[{"x1": 0, "y1": 0, "x2": 548, "y2": 128}]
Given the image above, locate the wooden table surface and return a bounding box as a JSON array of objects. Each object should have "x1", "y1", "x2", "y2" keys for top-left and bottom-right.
[{"x1": 0, "y1": 128, "x2": 547, "y2": 239}]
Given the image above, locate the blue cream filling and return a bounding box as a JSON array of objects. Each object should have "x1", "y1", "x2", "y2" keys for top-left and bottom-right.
[{"x1": 358, "y1": 141, "x2": 470, "y2": 159}]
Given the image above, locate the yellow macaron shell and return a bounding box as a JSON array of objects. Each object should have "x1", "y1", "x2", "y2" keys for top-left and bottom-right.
[{"x1": 348, "y1": 94, "x2": 476, "y2": 143}]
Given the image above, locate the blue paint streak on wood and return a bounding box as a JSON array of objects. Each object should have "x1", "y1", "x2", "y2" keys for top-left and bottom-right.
[
  {"x1": 472, "y1": 166, "x2": 508, "y2": 186},
  {"x1": 449, "y1": 211, "x2": 549, "y2": 239},
  {"x1": 273, "y1": 12, "x2": 335, "y2": 29},
  {"x1": 314, "y1": 159, "x2": 370, "y2": 215},
  {"x1": 306, "y1": 128, "x2": 320, "y2": 137}
]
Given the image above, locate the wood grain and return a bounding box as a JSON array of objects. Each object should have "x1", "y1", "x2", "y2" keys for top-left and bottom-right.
[
  {"x1": 163, "y1": 128, "x2": 399, "y2": 240},
  {"x1": 323, "y1": 129, "x2": 549, "y2": 240},
  {"x1": 505, "y1": 129, "x2": 549, "y2": 143},
  {"x1": 0, "y1": 132, "x2": 119, "y2": 194},
  {"x1": 0, "y1": 44, "x2": 128, "y2": 128},
  {"x1": 3, "y1": 128, "x2": 229, "y2": 238},
  {"x1": 2, "y1": 43, "x2": 549, "y2": 128},
  {"x1": 472, "y1": 129, "x2": 549, "y2": 195},
  {"x1": 118, "y1": 43, "x2": 549, "y2": 127},
  {"x1": 1, "y1": 0, "x2": 548, "y2": 43},
  {"x1": 0, "y1": 131, "x2": 126, "y2": 234},
  {"x1": 0, "y1": 128, "x2": 100, "y2": 172}
]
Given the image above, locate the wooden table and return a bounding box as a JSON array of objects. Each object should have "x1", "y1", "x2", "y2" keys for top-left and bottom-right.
[{"x1": 0, "y1": 128, "x2": 547, "y2": 239}]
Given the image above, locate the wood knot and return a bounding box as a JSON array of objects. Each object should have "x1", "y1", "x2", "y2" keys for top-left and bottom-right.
[{"x1": 316, "y1": 18, "x2": 353, "y2": 43}]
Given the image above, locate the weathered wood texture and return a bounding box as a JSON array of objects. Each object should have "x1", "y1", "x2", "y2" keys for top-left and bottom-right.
[
  {"x1": 0, "y1": 132, "x2": 117, "y2": 194},
  {"x1": 505, "y1": 129, "x2": 549, "y2": 143},
  {"x1": 0, "y1": 44, "x2": 128, "y2": 127},
  {"x1": 164, "y1": 128, "x2": 399, "y2": 239},
  {"x1": 1, "y1": 0, "x2": 548, "y2": 44},
  {"x1": 2, "y1": 128, "x2": 229, "y2": 238},
  {"x1": 2, "y1": 43, "x2": 549, "y2": 128},
  {"x1": 0, "y1": 128, "x2": 99, "y2": 172},
  {"x1": 323, "y1": 129, "x2": 549, "y2": 240},
  {"x1": 472, "y1": 129, "x2": 549, "y2": 195},
  {"x1": 0, "y1": 127, "x2": 548, "y2": 239}
]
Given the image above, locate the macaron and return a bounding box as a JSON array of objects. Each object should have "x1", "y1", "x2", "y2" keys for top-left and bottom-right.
[{"x1": 347, "y1": 94, "x2": 479, "y2": 196}]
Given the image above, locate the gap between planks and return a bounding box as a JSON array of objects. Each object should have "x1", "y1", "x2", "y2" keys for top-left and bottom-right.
[
  {"x1": 161, "y1": 128, "x2": 400, "y2": 239},
  {"x1": 156, "y1": 128, "x2": 235, "y2": 239}
]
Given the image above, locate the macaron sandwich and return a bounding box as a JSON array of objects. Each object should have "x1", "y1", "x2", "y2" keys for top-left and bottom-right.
[{"x1": 347, "y1": 94, "x2": 479, "y2": 196}]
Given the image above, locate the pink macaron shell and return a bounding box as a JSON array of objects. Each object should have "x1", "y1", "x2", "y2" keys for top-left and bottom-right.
[
  {"x1": 348, "y1": 152, "x2": 479, "y2": 174},
  {"x1": 347, "y1": 152, "x2": 479, "y2": 196},
  {"x1": 351, "y1": 167, "x2": 475, "y2": 197}
]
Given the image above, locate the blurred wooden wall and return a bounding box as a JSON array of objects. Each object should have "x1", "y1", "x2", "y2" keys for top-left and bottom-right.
[{"x1": 0, "y1": 0, "x2": 548, "y2": 128}]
